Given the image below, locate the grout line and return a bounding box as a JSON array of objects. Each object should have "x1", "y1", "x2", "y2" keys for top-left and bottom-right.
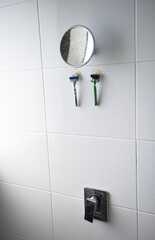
[
  {"x1": 42, "y1": 60, "x2": 155, "y2": 70},
  {"x1": 135, "y1": 0, "x2": 137, "y2": 63},
  {"x1": 1, "y1": 129, "x2": 155, "y2": 142},
  {"x1": 0, "y1": 181, "x2": 50, "y2": 193},
  {"x1": 51, "y1": 191, "x2": 136, "y2": 211},
  {"x1": 43, "y1": 61, "x2": 135, "y2": 69},
  {"x1": 52, "y1": 191, "x2": 155, "y2": 216},
  {"x1": 110, "y1": 206, "x2": 155, "y2": 216},
  {"x1": 135, "y1": 0, "x2": 139, "y2": 239},
  {"x1": 1, "y1": 180, "x2": 155, "y2": 217},
  {"x1": 1, "y1": 179, "x2": 138, "y2": 213},
  {"x1": 137, "y1": 139, "x2": 155, "y2": 143},
  {"x1": 136, "y1": 140, "x2": 139, "y2": 240},
  {"x1": 45, "y1": 137, "x2": 55, "y2": 240},
  {"x1": 2, "y1": 129, "x2": 155, "y2": 142},
  {"x1": 52, "y1": 191, "x2": 146, "y2": 213},
  {"x1": 0, "y1": 230, "x2": 32, "y2": 240},
  {"x1": 47, "y1": 132, "x2": 136, "y2": 141},
  {"x1": 109, "y1": 204, "x2": 137, "y2": 212},
  {"x1": 52, "y1": 191, "x2": 84, "y2": 200},
  {"x1": 36, "y1": 1, "x2": 55, "y2": 240},
  {"x1": 0, "y1": 129, "x2": 46, "y2": 134},
  {"x1": 0, "y1": 68, "x2": 42, "y2": 73},
  {"x1": 138, "y1": 210, "x2": 155, "y2": 216},
  {"x1": 0, "y1": 179, "x2": 139, "y2": 212},
  {"x1": 0, "y1": 62, "x2": 134, "y2": 73},
  {"x1": 136, "y1": 60, "x2": 155, "y2": 64},
  {"x1": 0, "y1": 60, "x2": 154, "y2": 74},
  {"x1": 0, "y1": 129, "x2": 136, "y2": 141},
  {"x1": 0, "y1": 0, "x2": 32, "y2": 9},
  {"x1": 34, "y1": 0, "x2": 47, "y2": 133},
  {"x1": 1, "y1": 230, "x2": 33, "y2": 240}
]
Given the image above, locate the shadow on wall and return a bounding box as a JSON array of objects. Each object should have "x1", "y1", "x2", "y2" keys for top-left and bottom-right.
[
  {"x1": 0, "y1": 181, "x2": 3, "y2": 237},
  {"x1": 94, "y1": 26, "x2": 125, "y2": 63},
  {"x1": 0, "y1": 182, "x2": 9, "y2": 240},
  {"x1": 0, "y1": 182, "x2": 13, "y2": 240},
  {"x1": 0, "y1": 182, "x2": 11, "y2": 239}
]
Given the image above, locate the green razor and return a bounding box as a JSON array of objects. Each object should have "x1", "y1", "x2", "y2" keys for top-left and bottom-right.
[{"x1": 90, "y1": 74, "x2": 100, "y2": 106}]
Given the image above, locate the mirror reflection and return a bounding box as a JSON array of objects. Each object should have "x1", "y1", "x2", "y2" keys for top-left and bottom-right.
[{"x1": 60, "y1": 25, "x2": 95, "y2": 67}]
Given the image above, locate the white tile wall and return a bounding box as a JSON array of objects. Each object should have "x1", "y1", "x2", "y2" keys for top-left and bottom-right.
[
  {"x1": 137, "y1": 0, "x2": 155, "y2": 61},
  {"x1": 0, "y1": 0, "x2": 154, "y2": 239},
  {"x1": 138, "y1": 141, "x2": 155, "y2": 214},
  {"x1": 0, "y1": 70, "x2": 46, "y2": 132},
  {"x1": 0, "y1": 183, "x2": 53, "y2": 240},
  {"x1": 137, "y1": 62, "x2": 155, "y2": 140},
  {"x1": 0, "y1": 131, "x2": 50, "y2": 190},
  {"x1": 0, "y1": 0, "x2": 41, "y2": 71},
  {"x1": 52, "y1": 193, "x2": 137, "y2": 240},
  {"x1": 49, "y1": 134, "x2": 136, "y2": 209},
  {"x1": 44, "y1": 64, "x2": 135, "y2": 139},
  {"x1": 139, "y1": 212, "x2": 155, "y2": 240},
  {"x1": 38, "y1": 0, "x2": 134, "y2": 68}
]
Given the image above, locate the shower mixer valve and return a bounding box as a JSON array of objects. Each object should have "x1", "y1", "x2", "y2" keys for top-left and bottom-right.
[{"x1": 84, "y1": 188, "x2": 108, "y2": 223}]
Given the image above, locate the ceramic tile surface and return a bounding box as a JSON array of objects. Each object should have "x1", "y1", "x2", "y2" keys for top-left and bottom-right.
[
  {"x1": 44, "y1": 64, "x2": 135, "y2": 139},
  {"x1": 0, "y1": 0, "x2": 154, "y2": 239},
  {"x1": 137, "y1": 0, "x2": 155, "y2": 61},
  {"x1": 0, "y1": 183, "x2": 53, "y2": 240},
  {"x1": 139, "y1": 212, "x2": 155, "y2": 240},
  {"x1": 38, "y1": 0, "x2": 134, "y2": 68},
  {"x1": 0, "y1": 71, "x2": 46, "y2": 131},
  {"x1": 137, "y1": 62, "x2": 155, "y2": 140},
  {"x1": 52, "y1": 193, "x2": 137, "y2": 240},
  {"x1": 138, "y1": 141, "x2": 155, "y2": 214},
  {"x1": 49, "y1": 134, "x2": 136, "y2": 209},
  {"x1": 0, "y1": 0, "x2": 41, "y2": 71},
  {"x1": 0, "y1": 131, "x2": 50, "y2": 190}
]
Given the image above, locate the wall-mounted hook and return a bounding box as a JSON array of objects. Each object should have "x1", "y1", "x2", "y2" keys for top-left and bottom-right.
[
  {"x1": 90, "y1": 70, "x2": 103, "y2": 106},
  {"x1": 69, "y1": 70, "x2": 81, "y2": 107}
]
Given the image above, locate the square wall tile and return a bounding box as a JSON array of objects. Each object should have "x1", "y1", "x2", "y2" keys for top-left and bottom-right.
[
  {"x1": 52, "y1": 193, "x2": 137, "y2": 240},
  {"x1": 139, "y1": 212, "x2": 155, "y2": 240},
  {"x1": 0, "y1": 131, "x2": 50, "y2": 191},
  {"x1": 0, "y1": 70, "x2": 46, "y2": 132},
  {"x1": 138, "y1": 141, "x2": 155, "y2": 214},
  {"x1": 0, "y1": 0, "x2": 41, "y2": 71},
  {"x1": 44, "y1": 64, "x2": 135, "y2": 139},
  {"x1": 38, "y1": 0, "x2": 134, "y2": 68},
  {"x1": 137, "y1": 62, "x2": 155, "y2": 140},
  {"x1": 137, "y1": 0, "x2": 155, "y2": 61},
  {"x1": 49, "y1": 135, "x2": 136, "y2": 209},
  {"x1": 0, "y1": 183, "x2": 53, "y2": 240}
]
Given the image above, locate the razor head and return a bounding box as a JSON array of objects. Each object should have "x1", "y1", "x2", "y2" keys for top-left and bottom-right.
[
  {"x1": 69, "y1": 75, "x2": 79, "y2": 82},
  {"x1": 90, "y1": 74, "x2": 100, "y2": 80}
]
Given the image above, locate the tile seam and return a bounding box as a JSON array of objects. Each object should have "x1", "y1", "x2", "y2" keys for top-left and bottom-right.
[
  {"x1": 0, "y1": 0, "x2": 32, "y2": 9},
  {"x1": 36, "y1": 1, "x2": 55, "y2": 240},
  {"x1": 135, "y1": 0, "x2": 139, "y2": 239}
]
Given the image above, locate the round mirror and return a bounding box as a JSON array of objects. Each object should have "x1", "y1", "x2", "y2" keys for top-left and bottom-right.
[{"x1": 60, "y1": 25, "x2": 95, "y2": 67}]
